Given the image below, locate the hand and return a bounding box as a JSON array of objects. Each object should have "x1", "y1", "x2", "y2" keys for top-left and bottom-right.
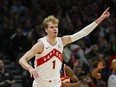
[
  {"x1": 99, "y1": 7, "x2": 110, "y2": 20},
  {"x1": 95, "y1": 7, "x2": 110, "y2": 24},
  {"x1": 97, "y1": 62, "x2": 105, "y2": 69},
  {"x1": 29, "y1": 68, "x2": 39, "y2": 79}
]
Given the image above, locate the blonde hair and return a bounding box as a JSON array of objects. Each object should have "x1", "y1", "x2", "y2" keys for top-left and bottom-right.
[{"x1": 43, "y1": 15, "x2": 59, "y2": 28}]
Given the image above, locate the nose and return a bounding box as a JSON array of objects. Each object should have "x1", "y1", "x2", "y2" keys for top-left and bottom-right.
[{"x1": 54, "y1": 27, "x2": 58, "y2": 31}]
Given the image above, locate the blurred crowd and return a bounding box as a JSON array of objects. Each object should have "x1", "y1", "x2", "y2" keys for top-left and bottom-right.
[{"x1": 0, "y1": 0, "x2": 116, "y2": 87}]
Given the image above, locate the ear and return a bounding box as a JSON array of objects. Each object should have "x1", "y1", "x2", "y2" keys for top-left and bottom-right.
[{"x1": 45, "y1": 28, "x2": 48, "y2": 33}]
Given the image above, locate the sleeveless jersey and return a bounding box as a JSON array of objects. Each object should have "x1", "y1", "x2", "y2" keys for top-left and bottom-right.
[
  {"x1": 34, "y1": 36, "x2": 63, "y2": 81},
  {"x1": 60, "y1": 63, "x2": 70, "y2": 83}
]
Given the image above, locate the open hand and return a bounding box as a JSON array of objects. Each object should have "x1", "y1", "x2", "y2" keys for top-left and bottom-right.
[{"x1": 97, "y1": 62, "x2": 105, "y2": 69}]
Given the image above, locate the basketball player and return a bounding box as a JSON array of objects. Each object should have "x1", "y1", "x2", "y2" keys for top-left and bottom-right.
[
  {"x1": 19, "y1": 7, "x2": 110, "y2": 87},
  {"x1": 60, "y1": 63, "x2": 82, "y2": 87},
  {"x1": 92, "y1": 59, "x2": 116, "y2": 87}
]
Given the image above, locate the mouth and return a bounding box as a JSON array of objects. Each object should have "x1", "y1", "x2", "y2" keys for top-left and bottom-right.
[{"x1": 54, "y1": 32, "x2": 57, "y2": 33}]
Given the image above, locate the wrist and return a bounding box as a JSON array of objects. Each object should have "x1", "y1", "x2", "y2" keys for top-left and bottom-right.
[
  {"x1": 28, "y1": 66, "x2": 34, "y2": 71},
  {"x1": 95, "y1": 17, "x2": 104, "y2": 24}
]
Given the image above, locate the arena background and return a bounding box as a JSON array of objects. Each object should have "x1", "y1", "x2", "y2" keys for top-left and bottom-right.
[{"x1": 0, "y1": 0, "x2": 116, "y2": 87}]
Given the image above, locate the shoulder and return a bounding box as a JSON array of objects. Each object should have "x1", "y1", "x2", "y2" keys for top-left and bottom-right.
[
  {"x1": 61, "y1": 35, "x2": 72, "y2": 46},
  {"x1": 38, "y1": 36, "x2": 46, "y2": 42},
  {"x1": 34, "y1": 40, "x2": 43, "y2": 47},
  {"x1": 32, "y1": 40, "x2": 44, "y2": 54},
  {"x1": 37, "y1": 36, "x2": 47, "y2": 46},
  {"x1": 65, "y1": 65, "x2": 74, "y2": 77}
]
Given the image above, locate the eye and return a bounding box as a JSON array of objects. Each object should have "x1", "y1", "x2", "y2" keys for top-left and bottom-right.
[
  {"x1": 55, "y1": 26, "x2": 58, "y2": 28},
  {"x1": 50, "y1": 26, "x2": 54, "y2": 29}
]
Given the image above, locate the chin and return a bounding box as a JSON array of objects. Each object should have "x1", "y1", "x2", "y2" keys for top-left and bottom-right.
[
  {"x1": 53, "y1": 35, "x2": 57, "y2": 38},
  {"x1": 53, "y1": 34, "x2": 58, "y2": 37}
]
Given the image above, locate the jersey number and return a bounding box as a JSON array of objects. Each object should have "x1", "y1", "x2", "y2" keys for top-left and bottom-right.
[{"x1": 52, "y1": 60, "x2": 56, "y2": 69}]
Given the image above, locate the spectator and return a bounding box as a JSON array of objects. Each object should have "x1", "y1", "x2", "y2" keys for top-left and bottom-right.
[
  {"x1": 92, "y1": 60, "x2": 116, "y2": 87},
  {"x1": 60, "y1": 63, "x2": 82, "y2": 87},
  {"x1": 0, "y1": 56, "x2": 15, "y2": 87}
]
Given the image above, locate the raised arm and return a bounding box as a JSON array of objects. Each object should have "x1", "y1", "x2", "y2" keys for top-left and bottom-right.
[
  {"x1": 92, "y1": 62, "x2": 105, "y2": 79},
  {"x1": 62, "y1": 7, "x2": 110, "y2": 46}
]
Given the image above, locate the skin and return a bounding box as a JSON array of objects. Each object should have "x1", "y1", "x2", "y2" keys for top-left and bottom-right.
[
  {"x1": 92, "y1": 61, "x2": 105, "y2": 79},
  {"x1": 19, "y1": 7, "x2": 110, "y2": 79},
  {"x1": 92, "y1": 60, "x2": 116, "y2": 79},
  {"x1": 62, "y1": 65, "x2": 82, "y2": 87}
]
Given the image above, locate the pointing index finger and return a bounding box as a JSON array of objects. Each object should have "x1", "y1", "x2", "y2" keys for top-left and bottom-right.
[{"x1": 105, "y1": 7, "x2": 110, "y2": 12}]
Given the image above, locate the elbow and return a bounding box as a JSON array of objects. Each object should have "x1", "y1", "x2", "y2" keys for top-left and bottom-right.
[
  {"x1": 92, "y1": 72, "x2": 98, "y2": 79},
  {"x1": 18, "y1": 58, "x2": 22, "y2": 65},
  {"x1": 92, "y1": 71, "x2": 97, "y2": 79}
]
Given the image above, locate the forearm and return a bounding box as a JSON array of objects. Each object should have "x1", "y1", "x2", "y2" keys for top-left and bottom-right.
[
  {"x1": 70, "y1": 82, "x2": 82, "y2": 87},
  {"x1": 19, "y1": 50, "x2": 35, "y2": 71},
  {"x1": 71, "y1": 21, "x2": 98, "y2": 42},
  {"x1": 95, "y1": 18, "x2": 104, "y2": 25},
  {"x1": 19, "y1": 58, "x2": 33, "y2": 71},
  {"x1": 92, "y1": 68, "x2": 101, "y2": 79},
  {"x1": 19, "y1": 55, "x2": 34, "y2": 71}
]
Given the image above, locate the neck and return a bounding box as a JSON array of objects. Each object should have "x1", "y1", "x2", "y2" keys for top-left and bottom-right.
[{"x1": 46, "y1": 36, "x2": 57, "y2": 46}]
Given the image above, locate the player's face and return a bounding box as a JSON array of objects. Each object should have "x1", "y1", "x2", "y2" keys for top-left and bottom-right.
[{"x1": 45, "y1": 22, "x2": 58, "y2": 37}]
